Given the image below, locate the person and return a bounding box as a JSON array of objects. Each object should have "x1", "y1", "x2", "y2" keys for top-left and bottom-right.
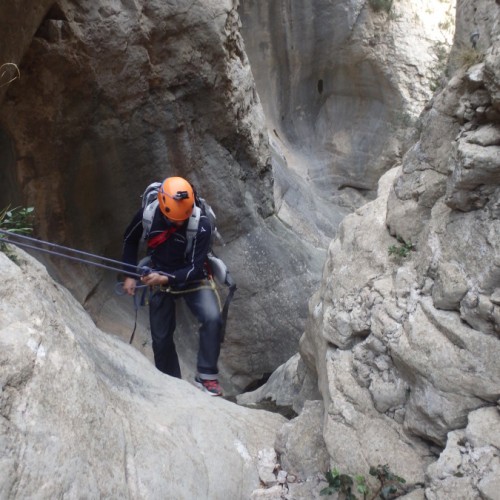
[{"x1": 122, "y1": 176, "x2": 223, "y2": 396}]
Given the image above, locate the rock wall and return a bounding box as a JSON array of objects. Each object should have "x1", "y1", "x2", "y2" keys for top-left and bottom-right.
[
  {"x1": 239, "y1": 0, "x2": 456, "y2": 246},
  {"x1": 0, "y1": 0, "x2": 324, "y2": 393},
  {"x1": 0, "y1": 0, "x2": 458, "y2": 394},
  {"x1": 2, "y1": 0, "x2": 499, "y2": 498},
  {"x1": 0, "y1": 247, "x2": 285, "y2": 498},
  {"x1": 281, "y1": 1, "x2": 499, "y2": 497}
]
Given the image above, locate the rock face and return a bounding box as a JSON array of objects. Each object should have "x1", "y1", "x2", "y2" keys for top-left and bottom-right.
[
  {"x1": 279, "y1": 2, "x2": 500, "y2": 498},
  {"x1": 2, "y1": 0, "x2": 499, "y2": 498},
  {"x1": 0, "y1": 0, "x2": 458, "y2": 392},
  {"x1": 239, "y1": 0, "x2": 456, "y2": 246},
  {"x1": 0, "y1": 0, "x2": 324, "y2": 393},
  {"x1": 0, "y1": 247, "x2": 285, "y2": 498},
  {"x1": 0, "y1": 0, "x2": 456, "y2": 393}
]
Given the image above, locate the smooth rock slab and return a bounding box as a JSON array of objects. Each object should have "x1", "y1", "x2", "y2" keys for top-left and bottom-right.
[{"x1": 0, "y1": 248, "x2": 286, "y2": 499}]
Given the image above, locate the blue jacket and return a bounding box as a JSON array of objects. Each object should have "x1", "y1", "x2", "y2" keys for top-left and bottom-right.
[{"x1": 122, "y1": 207, "x2": 212, "y2": 284}]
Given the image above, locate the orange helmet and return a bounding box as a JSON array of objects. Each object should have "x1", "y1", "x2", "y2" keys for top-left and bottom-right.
[{"x1": 157, "y1": 177, "x2": 194, "y2": 221}]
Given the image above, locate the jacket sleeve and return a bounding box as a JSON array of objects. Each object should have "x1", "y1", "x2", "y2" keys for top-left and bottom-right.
[
  {"x1": 168, "y1": 216, "x2": 212, "y2": 284},
  {"x1": 121, "y1": 208, "x2": 143, "y2": 277}
]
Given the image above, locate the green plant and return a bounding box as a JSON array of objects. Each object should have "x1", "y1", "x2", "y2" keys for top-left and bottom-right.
[
  {"x1": 321, "y1": 468, "x2": 366, "y2": 499},
  {"x1": 321, "y1": 465, "x2": 406, "y2": 499},
  {"x1": 388, "y1": 236, "x2": 415, "y2": 259},
  {"x1": 0, "y1": 205, "x2": 34, "y2": 262},
  {"x1": 369, "y1": 464, "x2": 406, "y2": 499},
  {"x1": 0, "y1": 205, "x2": 34, "y2": 234},
  {"x1": 368, "y1": 0, "x2": 393, "y2": 14}
]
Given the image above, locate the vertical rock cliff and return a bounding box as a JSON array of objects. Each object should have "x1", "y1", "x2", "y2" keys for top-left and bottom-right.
[
  {"x1": 0, "y1": 0, "x2": 320, "y2": 392},
  {"x1": 284, "y1": 1, "x2": 499, "y2": 497},
  {"x1": 239, "y1": 0, "x2": 455, "y2": 246},
  {"x1": 2, "y1": 1, "x2": 499, "y2": 497}
]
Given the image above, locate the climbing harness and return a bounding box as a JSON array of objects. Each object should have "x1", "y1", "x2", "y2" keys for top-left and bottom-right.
[
  {"x1": 140, "y1": 180, "x2": 237, "y2": 342},
  {"x1": 117, "y1": 278, "x2": 231, "y2": 344}
]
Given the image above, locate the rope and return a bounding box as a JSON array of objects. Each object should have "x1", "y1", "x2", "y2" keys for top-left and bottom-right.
[
  {"x1": 115, "y1": 280, "x2": 221, "y2": 344},
  {"x1": 2, "y1": 229, "x2": 235, "y2": 343},
  {"x1": 0, "y1": 229, "x2": 142, "y2": 278},
  {"x1": 114, "y1": 282, "x2": 149, "y2": 344},
  {"x1": 152, "y1": 278, "x2": 231, "y2": 343}
]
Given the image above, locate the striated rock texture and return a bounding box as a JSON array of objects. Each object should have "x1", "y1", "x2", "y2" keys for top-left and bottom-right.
[
  {"x1": 0, "y1": 0, "x2": 325, "y2": 392},
  {"x1": 0, "y1": 247, "x2": 286, "y2": 498},
  {"x1": 285, "y1": 1, "x2": 500, "y2": 497},
  {"x1": 239, "y1": 0, "x2": 456, "y2": 246}
]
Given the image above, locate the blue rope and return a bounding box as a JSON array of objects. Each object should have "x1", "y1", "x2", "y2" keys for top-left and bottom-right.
[
  {"x1": 114, "y1": 281, "x2": 149, "y2": 344},
  {"x1": 0, "y1": 229, "x2": 155, "y2": 344},
  {"x1": 0, "y1": 229, "x2": 142, "y2": 278}
]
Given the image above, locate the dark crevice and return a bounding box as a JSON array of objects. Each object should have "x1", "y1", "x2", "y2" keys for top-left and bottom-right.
[
  {"x1": 0, "y1": 127, "x2": 21, "y2": 208},
  {"x1": 45, "y1": 4, "x2": 67, "y2": 21},
  {"x1": 35, "y1": 4, "x2": 69, "y2": 42},
  {"x1": 242, "y1": 372, "x2": 272, "y2": 393}
]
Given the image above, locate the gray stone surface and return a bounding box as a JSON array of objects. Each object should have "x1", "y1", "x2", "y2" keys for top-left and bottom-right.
[
  {"x1": 0, "y1": 0, "x2": 321, "y2": 392},
  {"x1": 275, "y1": 401, "x2": 330, "y2": 479},
  {"x1": 1, "y1": 1, "x2": 500, "y2": 499},
  {"x1": 426, "y1": 408, "x2": 500, "y2": 500},
  {"x1": 0, "y1": 247, "x2": 285, "y2": 498},
  {"x1": 296, "y1": 2, "x2": 500, "y2": 498},
  {"x1": 0, "y1": 0, "x2": 457, "y2": 395}
]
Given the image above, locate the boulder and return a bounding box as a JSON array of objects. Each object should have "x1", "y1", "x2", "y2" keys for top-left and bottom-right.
[{"x1": 0, "y1": 247, "x2": 286, "y2": 498}]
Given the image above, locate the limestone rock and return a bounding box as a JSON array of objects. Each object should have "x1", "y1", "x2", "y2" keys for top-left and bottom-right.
[
  {"x1": 0, "y1": 248, "x2": 286, "y2": 498},
  {"x1": 322, "y1": 349, "x2": 432, "y2": 484},
  {"x1": 275, "y1": 401, "x2": 330, "y2": 480},
  {"x1": 0, "y1": 0, "x2": 322, "y2": 391},
  {"x1": 0, "y1": 1, "x2": 54, "y2": 102},
  {"x1": 257, "y1": 448, "x2": 279, "y2": 486},
  {"x1": 432, "y1": 261, "x2": 468, "y2": 310},
  {"x1": 240, "y1": 0, "x2": 456, "y2": 245},
  {"x1": 445, "y1": 126, "x2": 500, "y2": 211},
  {"x1": 297, "y1": 3, "x2": 500, "y2": 498},
  {"x1": 236, "y1": 353, "x2": 322, "y2": 414},
  {"x1": 250, "y1": 484, "x2": 285, "y2": 499},
  {"x1": 426, "y1": 407, "x2": 500, "y2": 500}
]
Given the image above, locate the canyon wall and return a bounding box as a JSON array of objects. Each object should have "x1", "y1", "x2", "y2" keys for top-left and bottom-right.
[
  {"x1": 0, "y1": 0, "x2": 321, "y2": 393},
  {"x1": 244, "y1": 1, "x2": 499, "y2": 497},
  {"x1": 2, "y1": 0, "x2": 499, "y2": 498},
  {"x1": 239, "y1": 0, "x2": 455, "y2": 246},
  {"x1": 0, "y1": 0, "x2": 455, "y2": 392}
]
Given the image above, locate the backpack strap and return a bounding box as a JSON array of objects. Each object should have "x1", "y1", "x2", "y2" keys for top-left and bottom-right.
[
  {"x1": 206, "y1": 252, "x2": 237, "y2": 343},
  {"x1": 185, "y1": 205, "x2": 201, "y2": 257},
  {"x1": 142, "y1": 199, "x2": 159, "y2": 240}
]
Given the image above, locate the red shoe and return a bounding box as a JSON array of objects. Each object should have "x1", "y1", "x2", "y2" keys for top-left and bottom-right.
[{"x1": 195, "y1": 376, "x2": 223, "y2": 396}]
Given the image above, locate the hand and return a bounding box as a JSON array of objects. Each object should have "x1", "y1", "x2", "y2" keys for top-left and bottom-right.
[
  {"x1": 141, "y1": 272, "x2": 169, "y2": 287},
  {"x1": 123, "y1": 277, "x2": 137, "y2": 296}
]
